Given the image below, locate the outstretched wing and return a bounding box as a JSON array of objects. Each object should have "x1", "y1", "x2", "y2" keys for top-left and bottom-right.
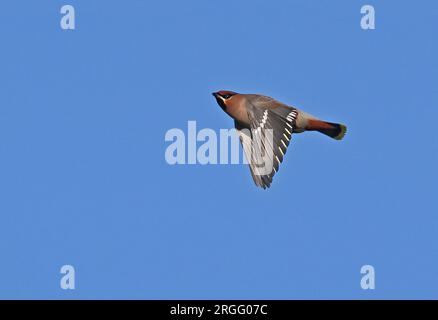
[{"x1": 235, "y1": 104, "x2": 298, "y2": 189}]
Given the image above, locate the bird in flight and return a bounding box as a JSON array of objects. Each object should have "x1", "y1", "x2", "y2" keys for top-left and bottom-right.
[{"x1": 212, "y1": 90, "x2": 347, "y2": 189}]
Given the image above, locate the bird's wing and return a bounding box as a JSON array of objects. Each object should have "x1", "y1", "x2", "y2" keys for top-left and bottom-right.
[
  {"x1": 234, "y1": 122, "x2": 265, "y2": 188},
  {"x1": 235, "y1": 104, "x2": 298, "y2": 189}
]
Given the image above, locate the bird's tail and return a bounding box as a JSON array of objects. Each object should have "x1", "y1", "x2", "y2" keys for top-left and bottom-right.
[{"x1": 306, "y1": 119, "x2": 347, "y2": 140}]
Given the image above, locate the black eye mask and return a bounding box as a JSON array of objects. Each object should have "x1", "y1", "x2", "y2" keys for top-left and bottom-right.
[{"x1": 214, "y1": 96, "x2": 227, "y2": 111}]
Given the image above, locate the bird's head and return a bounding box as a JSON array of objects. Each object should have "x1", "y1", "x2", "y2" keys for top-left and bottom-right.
[{"x1": 212, "y1": 90, "x2": 238, "y2": 111}]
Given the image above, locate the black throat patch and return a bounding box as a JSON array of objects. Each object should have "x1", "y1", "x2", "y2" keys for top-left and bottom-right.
[{"x1": 215, "y1": 97, "x2": 227, "y2": 111}]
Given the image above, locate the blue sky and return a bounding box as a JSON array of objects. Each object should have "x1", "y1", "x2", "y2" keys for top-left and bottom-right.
[{"x1": 0, "y1": 0, "x2": 437, "y2": 299}]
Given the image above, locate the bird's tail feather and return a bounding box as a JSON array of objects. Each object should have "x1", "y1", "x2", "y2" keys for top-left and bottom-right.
[{"x1": 306, "y1": 119, "x2": 347, "y2": 140}]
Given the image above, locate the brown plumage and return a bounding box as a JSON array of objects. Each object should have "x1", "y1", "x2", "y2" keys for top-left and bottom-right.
[{"x1": 212, "y1": 91, "x2": 347, "y2": 189}]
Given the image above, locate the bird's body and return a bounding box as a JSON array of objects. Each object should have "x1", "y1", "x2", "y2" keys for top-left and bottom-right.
[{"x1": 212, "y1": 90, "x2": 347, "y2": 189}]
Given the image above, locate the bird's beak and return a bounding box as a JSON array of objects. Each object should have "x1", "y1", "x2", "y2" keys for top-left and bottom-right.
[
  {"x1": 212, "y1": 92, "x2": 227, "y2": 111},
  {"x1": 212, "y1": 92, "x2": 225, "y2": 101}
]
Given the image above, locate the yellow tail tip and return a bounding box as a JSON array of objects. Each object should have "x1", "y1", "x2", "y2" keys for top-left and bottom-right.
[{"x1": 334, "y1": 124, "x2": 347, "y2": 140}]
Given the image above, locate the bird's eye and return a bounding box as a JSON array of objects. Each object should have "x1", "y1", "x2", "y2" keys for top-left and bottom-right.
[{"x1": 222, "y1": 94, "x2": 231, "y2": 99}]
